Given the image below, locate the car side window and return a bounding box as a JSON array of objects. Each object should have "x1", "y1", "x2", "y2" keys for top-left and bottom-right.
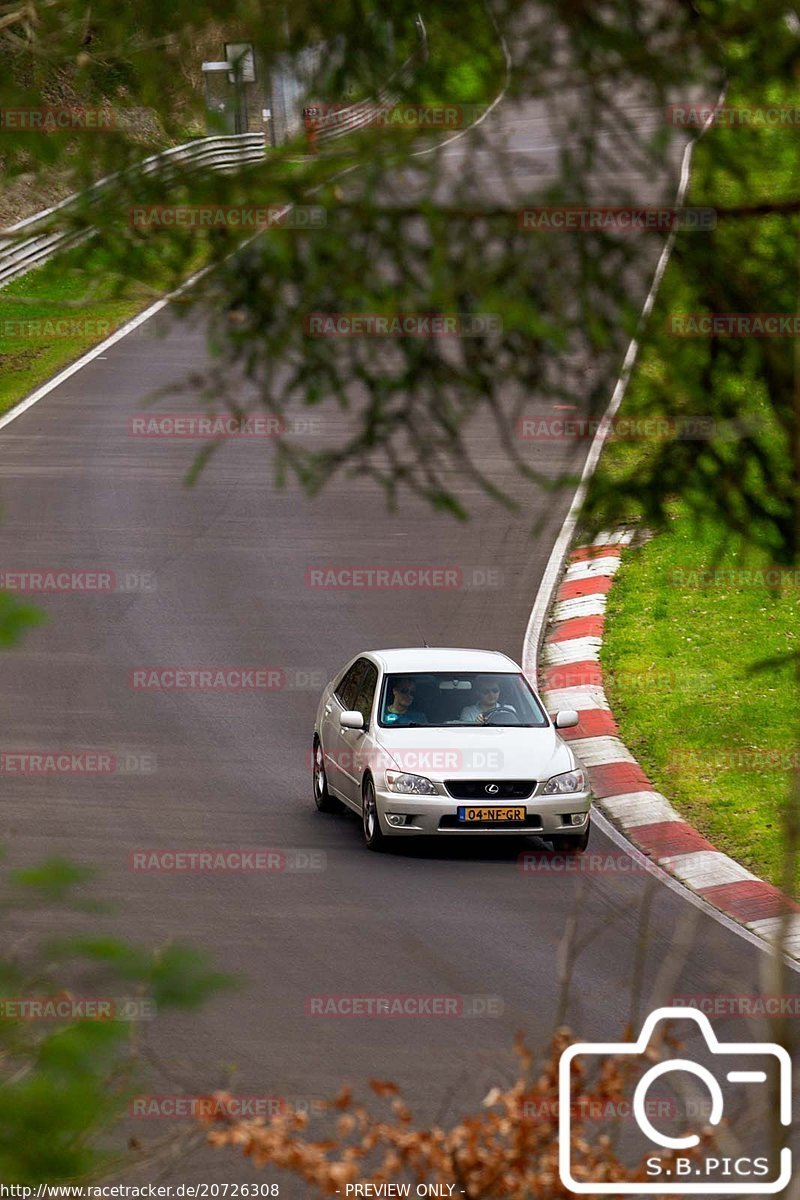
[
  {"x1": 335, "y1": 660, "x2": 367, "y2": 711},
  {"x1": 352, "y1": 662, "x2": 379, "y2": 726}
]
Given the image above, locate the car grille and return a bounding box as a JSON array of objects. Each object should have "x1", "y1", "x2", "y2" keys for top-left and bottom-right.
[
  {"x1": 443, "y1": 780, "x2": 536, "y2": 800},
  {"x1": 438, "y1": 814, "x2": 542, "y2": 831}
]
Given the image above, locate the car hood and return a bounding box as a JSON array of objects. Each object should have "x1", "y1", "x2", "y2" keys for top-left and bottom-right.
[{"x1": 373, "y1": 724, "x2": 575, "y2": 781}]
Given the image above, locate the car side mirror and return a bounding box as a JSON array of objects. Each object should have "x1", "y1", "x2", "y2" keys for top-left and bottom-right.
[
  {"x1": 340, "y1": 710, "x2": 365, "y2": 731},
  {"x1": 554, "y1": 709, "x2": 579, "y2": 729}
]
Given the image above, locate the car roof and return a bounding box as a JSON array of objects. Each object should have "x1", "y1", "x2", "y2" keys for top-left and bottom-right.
[{"x1": 364, "y1": 647, "x2": 522, "y2": 673}]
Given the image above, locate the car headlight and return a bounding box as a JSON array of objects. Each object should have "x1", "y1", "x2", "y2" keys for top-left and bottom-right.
[
  {"x1": 542, "y1": 768, "x2": 586, "y2": 795},
  {"x1": 385, "y1": 770, "x2": 438, "y2": 796}
]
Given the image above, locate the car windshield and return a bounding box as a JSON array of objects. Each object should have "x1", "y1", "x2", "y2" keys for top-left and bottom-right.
[{"x1": 378, "y1": 672, "x2": 549, "y2": 728}]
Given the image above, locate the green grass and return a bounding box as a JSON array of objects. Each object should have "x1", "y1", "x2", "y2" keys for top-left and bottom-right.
[
  {"x1": 0, "y1": 146, "x2": 318, "y2": 418},
  {"x1": 420, "y1": 14, "x2": 506, "y2": 107},
  {"x1": 0, "y1": 249, "x2": 167, "y2": 417},
  {"x1": 0, "y1": 7, "x2": 505, "y2": 418},
  {"x1": 0, "y1": 230, "x2": 222, "y2": 417},
  {"x1": 586, "y1": 67, "x2": 799, "y2": 887},
  {"x1": 602, "y1": 512, "x2": 799, "y2": 888},
  {"x1": 390, "y1": 6, "x2": 505, "y2": 107}
]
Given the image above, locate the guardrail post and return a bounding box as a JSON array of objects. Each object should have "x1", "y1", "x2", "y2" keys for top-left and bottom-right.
[{"x1": 303, "y1": 107, "x2": 320, "y2": 154}]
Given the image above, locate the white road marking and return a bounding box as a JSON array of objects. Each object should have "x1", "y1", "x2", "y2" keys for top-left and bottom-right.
[
  {"x1": 591, "y1": 805, "x2": 800, "y2": 967},
  {"x1": 0, "y1": 236, "x2": 251, "y2": 436},
  {"x1": 563, "y1": 556, "x2": 621, "y2": 582},
  {"x1": 521, "y1": 92, "x2": 800, "y2": 969},
  {"x1": 541, "y1": 685, "x2": 609, "y2": 712},
  {"x1": 540, "y1": 636, "x2": 602, "y2": 666},
  {"x1": 568, "y1": 736, "x2": 635, "y2": 767},
  {"x1": 658, "y1": 851, "x2": 759, "y2": 891},
  {"x1": 747, "y1": 915, "x2": 800, "y2": 942},
  {"x1": 590, "y1": 530, "x2": 635, "y2": 546},
  {"x1": 601, "y1": 791, "x2": 681, "y2": 827},
  {"x1": 552, "y1": 594, "x2": 607, "y2": 622},
  {"x1": 522, "y1": 104, "x2": 720, "y2": 684}
]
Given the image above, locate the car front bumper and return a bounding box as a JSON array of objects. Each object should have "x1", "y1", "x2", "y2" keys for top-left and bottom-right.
[{"x1": 373, "y1": 786, "x2": 592, "y2": 836}]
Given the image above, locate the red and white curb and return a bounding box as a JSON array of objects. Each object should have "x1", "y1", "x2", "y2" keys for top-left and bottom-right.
[{"x1": 539, "y1": 530, "x2": 800, "y2": 961}]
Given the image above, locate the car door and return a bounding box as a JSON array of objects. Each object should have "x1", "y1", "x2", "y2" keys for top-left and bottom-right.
[
  {"x1": 322, "y1": 658, "x2": 367, "y2": 804},
  {"x1": 338, "y1": 660, "x2": 380, "y2": 805}
]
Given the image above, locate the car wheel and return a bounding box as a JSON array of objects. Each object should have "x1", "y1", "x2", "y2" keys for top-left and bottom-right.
[
  {"x1": 361, "y1": 776, "x2": 386, "y2": 851},
  {"x1": 313, "y1": 737, "x2": 343, "y2": 813},
  {"x1": 550, "y1": 822, "x2": 590, "y2": 854}
]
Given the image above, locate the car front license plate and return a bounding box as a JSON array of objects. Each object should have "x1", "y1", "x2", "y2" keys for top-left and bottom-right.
[{"x1": 457, "y1": 806, "x2": 526, "y2": 822}]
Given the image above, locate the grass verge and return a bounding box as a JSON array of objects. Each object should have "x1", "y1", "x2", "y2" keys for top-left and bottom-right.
[
  {"x1": 0, "y1": 146, "x2": 324, "y2": 419},
  {"x1": 0, "y1": 243, "x2": 191, "y2": 418},
  {"x1": 602, "y1": 516, "x2": 799, "y2": 887},
  {"x1": 589, "y1": 75, "x2": 798, "y2": 888}
]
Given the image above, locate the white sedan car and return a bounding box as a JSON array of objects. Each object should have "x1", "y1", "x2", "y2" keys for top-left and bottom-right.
[{"x1": 312, "y1": 647, "x2": 591, "y2": 851}]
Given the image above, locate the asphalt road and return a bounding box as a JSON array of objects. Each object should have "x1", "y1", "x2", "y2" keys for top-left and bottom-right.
[{"x1": 1, "y1": 75, "x2": 797, "y2": 1193}]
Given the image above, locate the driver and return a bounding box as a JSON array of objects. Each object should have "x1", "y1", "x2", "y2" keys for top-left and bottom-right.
[
  {"x1": 383, "y1": 676, "x2": 428, "y2": 725},
  {"x1": 459, "y1": 676, "x2": 515, "y2": 725}
]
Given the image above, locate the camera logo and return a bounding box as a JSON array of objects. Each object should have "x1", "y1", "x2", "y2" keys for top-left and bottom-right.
[{"x1": 558, "y1": 1006, "x2": 792, "y2": 1194}]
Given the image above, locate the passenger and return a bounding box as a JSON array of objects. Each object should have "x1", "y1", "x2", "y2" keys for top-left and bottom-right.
[{"x1": 383, "y1": 677, "x2": 428, "y2": 725}]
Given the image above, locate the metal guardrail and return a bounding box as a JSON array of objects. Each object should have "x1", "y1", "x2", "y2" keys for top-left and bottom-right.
[
  {"x1": 305, "y1": 13, "x2": 428, "y2": 146},
  {"x1": 0, "y1": 132, "x2": 266, "y2": 289},
  {"x1": 0, "y1": 17, "x2": 428, "y2": 288}
]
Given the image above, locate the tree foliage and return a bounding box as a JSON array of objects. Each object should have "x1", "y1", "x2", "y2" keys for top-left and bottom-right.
[
  {"x1": 202, "y1": 1029, "x2": 723, "y2": 1197},
  {"x1": 1, "y1": 0, "x2": 795, "y2": 553},
  {"x1": 0, "y1": 857, "x2": 231, "y2": 1181}
]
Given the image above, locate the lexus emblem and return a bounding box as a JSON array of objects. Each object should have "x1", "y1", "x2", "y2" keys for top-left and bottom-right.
[{"x1": 485, "y1": 783, "x2": 500, "y2": 795}]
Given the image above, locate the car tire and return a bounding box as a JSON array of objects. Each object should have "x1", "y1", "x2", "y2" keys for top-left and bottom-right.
[
  {"x1": 313, "y1": 737, "x2": 343, "y2": 813},
  {"x1": 361, "y1": 776, "x2": 386, "y2": 851},
  {"x1": 550, "y1": 822, "x2": 591, "y2": 854}
]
